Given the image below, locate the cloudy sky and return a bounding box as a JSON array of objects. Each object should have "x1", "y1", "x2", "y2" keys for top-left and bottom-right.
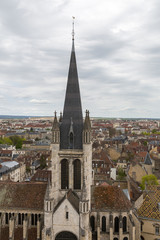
[{"x1": 0, "y1": 0, "x2": 160, "y2": 118}]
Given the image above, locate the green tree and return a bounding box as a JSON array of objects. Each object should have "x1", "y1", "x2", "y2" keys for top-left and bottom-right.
[
  {"x1": 9, "y1": 136, "x2": 25, "y2": 149},
  {"x1": 143, "y1": 141, "x2": 147, "y2": 146},
  {"x1": 152, "y1": 129, "x2": 157, "y2": 134},
  {"x1": 26, "y1": 166, "x2": 31, "y2": 173},
  {"x1": 117, "y1": 167, "x2": 126, "y2": 180},
  {"x1": 140, "y1": 174, "x2": 158, "y2": 190},
  {"x1": 40, "y1": 156, "x2": 47, "y2": 169}
]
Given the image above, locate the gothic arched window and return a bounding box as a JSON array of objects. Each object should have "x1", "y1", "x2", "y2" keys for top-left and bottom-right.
[
  {"x1": 102, "y1": 216, "x2": 106, "y2": 232},
  {"x1": 90, "y1": 216, "x2": 95, "y2": 232},
  {"x1": 114, "y1": 217, "x2": 119, "y2": 233},
  {"x1": 123, "y1": 216, "x2": 127, "y2": 232},
  {"x1": 61, "y1": 159, "x2": 69, "y2": 189},
  {"x1": 73, "y1": 159, "x2": 81, "y2": 189}
]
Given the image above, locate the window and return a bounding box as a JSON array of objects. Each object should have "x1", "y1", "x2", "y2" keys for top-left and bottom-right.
[
  {"x1": 123, "y1": 216, "x2": 127, "y2": 232},
  {"x1": 73, "y1": 159, "x2": 81, "y2": 189},
  {"x1": 61, "y1": 159, "x2": 69, "y2": 189},
  {"x1": 114, "y1": 217, "x2": 119, "y2": 233},
  {"x1": 90, "y1": 216, "x2": 95, "y2": 232},
  {"x1": 102, "y1": 216, "x2": 106, "y2": 232},
  {"x1": 66, "y1": 212, "x2": 69, "y2": 219},
  {"x1": 69, "y1": 132, "x2": 74, "y2": 149},
  {"x1": 83, "y1": 203, "x2": 85, "y2": 212},
  {"x1": 155, "y1": 226, "x2": 160, "y2": 235}
]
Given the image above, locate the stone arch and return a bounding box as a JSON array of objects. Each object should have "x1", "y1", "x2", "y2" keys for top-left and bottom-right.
[
  {"x1": 102, "y1": 216, "x2": 106, "y2": 232},
  {"x1": 61, "y1": 159, "x2": 69, "y2": 189},
  {"x1": 90, "y1": 215, "x2": 95, "y2": 232},
  {"x1": 114, "y1": 216, "x2": 119, "y2": 233},
  {"x1": 55, "y1": 231, "x2": 77, "y2": 240},
  {"x1": 123, "y1": 238, "x2": 128, "y2": 240},
  {"x1": 113, "y1": 238, "x2": 118, "y2": 240},
  {"x1": 73, "y1": 159, "x2": 81, "y2": 189},
  {"x1": 123, "y1": 216, "x2": 127, "y2": 232}
]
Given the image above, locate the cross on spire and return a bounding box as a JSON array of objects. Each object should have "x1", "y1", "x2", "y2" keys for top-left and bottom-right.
[{"x1": 72, "y1": 16, "x2": 75, "y2": 40}]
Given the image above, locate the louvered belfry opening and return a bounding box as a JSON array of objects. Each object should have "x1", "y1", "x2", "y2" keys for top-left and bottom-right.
[
  {"x1": 61, "y1": 159, "x2": 69, "y2": 189},
  {"x1": 73, "y1": 159, "x2": 81, "y2": 189}
]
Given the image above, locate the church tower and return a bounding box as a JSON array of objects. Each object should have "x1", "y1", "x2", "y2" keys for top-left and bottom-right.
[{"x1": 44, "y1": 20, "x2": 92, "y2": 240}]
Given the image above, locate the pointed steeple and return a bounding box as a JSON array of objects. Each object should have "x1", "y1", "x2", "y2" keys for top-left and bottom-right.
[
  {"x1": 52, "y1": 111, "x2": 60, "y2": 144},
  {"x1": 60, "y1": 19, "x2": 83, "y2": 149},
  {"x1": 144, "y1": 152, "x2": 152, "y2": 165}
]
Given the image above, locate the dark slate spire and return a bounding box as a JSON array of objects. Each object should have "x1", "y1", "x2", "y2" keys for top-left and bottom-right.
[
  {"x1": 60, "y1": 20, "x2": 83, "y2": 150},
  {"x1": 144, "y1": 152, "x2": 152, "y2": 165}
]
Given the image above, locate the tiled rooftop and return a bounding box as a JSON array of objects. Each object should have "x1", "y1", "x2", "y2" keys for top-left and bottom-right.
[{"x1": 92, "y1": 185, "x2": 132, "y2": 211}]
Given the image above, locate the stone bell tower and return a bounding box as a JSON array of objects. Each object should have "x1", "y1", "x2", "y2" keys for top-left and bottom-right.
[{"x1": 43, "y1": 19, "x2": 92, "y2": 240}]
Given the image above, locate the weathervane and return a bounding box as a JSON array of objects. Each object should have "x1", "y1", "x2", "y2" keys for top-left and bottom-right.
[{"x1": 72, "y1": 16, "x2": 75, "y2": 40}]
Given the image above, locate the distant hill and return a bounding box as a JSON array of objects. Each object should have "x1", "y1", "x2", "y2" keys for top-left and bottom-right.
[{"x1": 0, "y1": 115, "x2": 51, "y2": 119}]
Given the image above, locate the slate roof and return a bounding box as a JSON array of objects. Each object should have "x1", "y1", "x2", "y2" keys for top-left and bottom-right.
[
  {"x1": 31, "y1": 169, "x2": 52, "y2": 182},
  {"x1": 0, "y1": 181, "x2": 47, "y2": 210},
  {"x1": 144, "y1": 152, "x2": 152, "y2": 165},
  {"x1": 92, "y1": 185, "x2": 132, "y2": 211},
  {"x1": 137, "y1": 186, "x2": 160, "y2": 220},
  {"x1": 54, "y1": 189, "x2": 79, "y2": 213},
  {"x1": 60, "y1": 39, "x2": 83, "y2": 150}
]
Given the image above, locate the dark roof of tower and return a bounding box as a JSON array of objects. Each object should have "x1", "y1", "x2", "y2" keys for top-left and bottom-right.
[
  {"x1": 60, "y1": 39, "x2": 83, "y2": 149},
  {"x1": 144, "y1": 152, "x2": 152, "y2": 165}
]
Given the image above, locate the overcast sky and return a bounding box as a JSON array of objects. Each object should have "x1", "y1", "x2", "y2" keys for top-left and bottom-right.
[{"x1": 0, "y1": 0, "x2": 160, "y2": 118}]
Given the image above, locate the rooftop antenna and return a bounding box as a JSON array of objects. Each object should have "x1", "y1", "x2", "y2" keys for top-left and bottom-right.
[{"x1": 72, "y1": 16, "x2": 75, "y2": 40}]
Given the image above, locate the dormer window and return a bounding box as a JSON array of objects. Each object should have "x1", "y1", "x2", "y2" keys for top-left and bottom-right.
[{"x1": 69, "y1": 132, "x2": 74, "y2": 149}]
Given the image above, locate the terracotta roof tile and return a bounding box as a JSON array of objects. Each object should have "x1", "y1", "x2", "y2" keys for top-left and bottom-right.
[
  {"x1": 0, "y1": 182, "x2": 47, "y2": 210},
  {"x1": 137, "y1": 187, "x2": 160, "y2": 220},
  {"x1": 92, "y1": 185, "x2": 132, "y2": 211}
]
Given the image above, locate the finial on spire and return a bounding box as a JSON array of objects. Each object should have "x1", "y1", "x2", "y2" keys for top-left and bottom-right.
[
  {"x1": 72, "y1": 16, "x2": 75, "y2": 40},
  {"x1": 54, "y1": 111, "x2": 57, "y2": 117}
]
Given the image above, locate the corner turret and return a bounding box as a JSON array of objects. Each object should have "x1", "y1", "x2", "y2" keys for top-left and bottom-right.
[
  {"x1": 83, "y1": 110, "x2": 91, "y2": 144},
  {"x1": 52, "y1": 111, "x2": 60, "y2": 144}
]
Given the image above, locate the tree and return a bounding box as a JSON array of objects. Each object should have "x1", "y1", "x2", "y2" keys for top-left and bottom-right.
[
  {"x1": 9, "y1": 136, "x2": 25, "y2": 149},
  {"x1": 152, "y1": 129, "x2": 157, "y2": 134},
  {"x1": 117, "y1": 167, "x2": 126, "y2": 180},
  {"x1": 40, "y1": 155, "x2": 47, "y2": 169},
  {"x1": 140, "y1": 174, "x2": 158, "y2": 190}
]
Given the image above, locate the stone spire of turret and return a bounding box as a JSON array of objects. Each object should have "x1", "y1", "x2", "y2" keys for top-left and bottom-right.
[
  {"x1": 52, "y1": 111, "x2": 60, "y2": 144},
  {"x1": 52, "y1": 111, "x2": 59, "y2": 130},
  {"x1": 60, "y1": 18, "x2": 83, "y2": 149},
  {"x1": 83, "y1": 110, "x2": 91, "y2": 144},
  {"x1": 84, "y1": 110, "x2": 91, "y2": 131}
]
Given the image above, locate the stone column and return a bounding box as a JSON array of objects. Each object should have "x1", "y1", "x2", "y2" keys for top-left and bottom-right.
[
  {"x1": 23, "y1": 216, "x2": 28, "y2": 240},
  {"x1": 9, "y1": 216, "x2": 14, "y2": 240},
  {"x1": 69, "y1": 159, "x2": 73, "y2": 189},
  {"x1": 119, "y1": 215, "x2": 123, "y2": 240},
  {"x1": 37, "y1": 218, "x2": 41, "y2": 240},
  {"x1": 97, "y1": 213, "x2": 100, "y2": 240},
  {"x1": 109, "y1": 214, "x2": 113, "y2": 240}
]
